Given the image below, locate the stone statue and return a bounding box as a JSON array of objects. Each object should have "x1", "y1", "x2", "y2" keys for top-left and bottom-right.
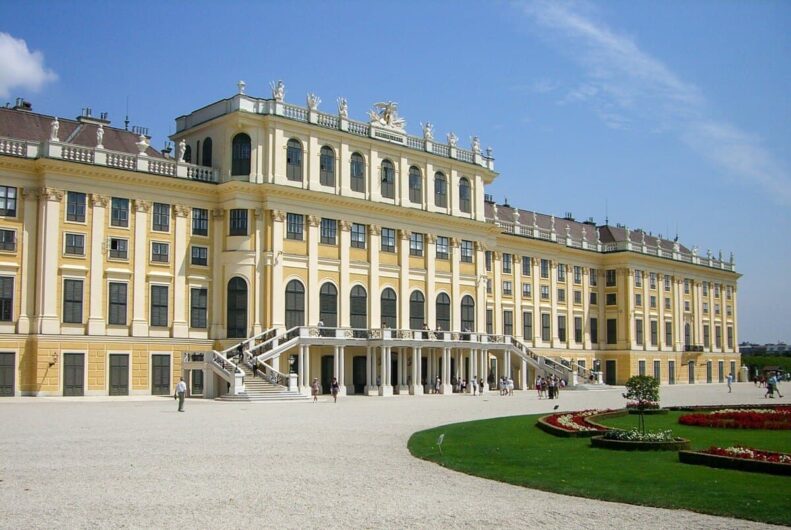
[
  {"x1": 337, "y1": 97, "x2": 348, "y2": 118},
  {"x1": 550, "y1": 215, "x2": 556, "y2": 233},
  {"x1": 492, "y1": 203, "x2": 498, "y2": 219},
  {"x1": 641, "y1": 231, "x2": 646, "y2": 245},
  {"x1": 582, "y1": 226, "x2": 587, "y2": 242},
  {"x1": 237, "y1": 80, "x2": 246, "y2": 95},
  {"x1": 471, "y1": 136, "x2": 480, "y2": 154},
  {"x1": 692, "y1": 246, "x2": 698, "y2": 256},
  {"x1": 447, "y1": 132, "x2": 457, "y2": 147},
  {"x1": 532, "y1": 212, "x2": 537, "y2": 228},
  {"x1": 50, "y1": 118, "x2": 59, "y2": 141},
  {"x1": 307, "y1": 92, "x2": 320, "y2": 111},
  {"x1": 136, "y1": 134, "x2": 148, "y2": 155},
  {"x1": 96, "y1": 125, "x2": 104, "y2": 149},
  {"x1": 420, "y1": 122, "x2": 433, "y2": 141},
  {"x1": 729, "y1": 251, "x2": 734, "y2": 264},
  {"x1": 565, "y1": 224, "x2": 571, "y2": 237},
  {"x1": 513, "y1": 208, "x2": 520, "y2": 223},
  {"x1": 270, "y1": 80, "x2": 285, "y2": 102},
  {"x1": 486, "y1": 146, "x2": 493, "y2": 158},
  {"x1": 178, "y1": 139, "x2": 187, "y2": 163},
  {"x1": 367, "y1": 101, "x2": 406, "y2": 130}
]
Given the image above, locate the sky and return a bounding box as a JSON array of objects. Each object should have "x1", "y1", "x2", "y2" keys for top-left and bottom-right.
[{"x1": 1, "y1": 0, "x2": 789, "y2": 343}]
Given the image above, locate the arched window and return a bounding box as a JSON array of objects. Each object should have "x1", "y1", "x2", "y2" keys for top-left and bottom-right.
[
  {"x1": 408, "y1": 166, "x2": 422, "y2": 204},
  {"x1": 436, "y1": 293, "x2": 451, "y2": 332},
  {"x1": 459, "y1": 177, "x2": 471, "y2": 213},
  {"x1": 380, "y1": 288, "x2": 397, "y2": 329},
  {"x1": 231, "y1": 133, "x2": 251, "y2": 176},
  {"x1": 226, "y1": 277, "x2": 247, "y2": 338},
  {"x1": 381, "y1": 159, "x2": 395, "y2": 199},
  {"x1": 350, "y1": 285, "x2": 368, "y2": 331},
  {"x1": 350, "y1": 152, "x2": 365, "y2": 193},
  {"x1": 409, "y1": 291, "x2": 425, "y2": 330},
  {"x1": 319, "y1": 283, "x2": 338, "y2": 328},
  {"x1": 202, "y1": 137, "x2": 213, "y2": 167},
  {"x1": 319, "y1": 146, "x2": 335, "y2": 187},
  {"x1": 286, "y1": 139, "x2": 303, "y2": 181},
  {"x1": 285, "y1": 280, "x2": 305, "y2": 329},
  {"x1": 183, "y1": 145, "x2": 192, "y2": 163},
  {"x1": 461, "y1": 295, "x2": 475, "y2": 332},
  {"x1": 434, "y1": 172, "x2": 447, "y2": 207}
]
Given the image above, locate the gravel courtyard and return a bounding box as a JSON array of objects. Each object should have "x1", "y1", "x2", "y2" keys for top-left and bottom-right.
[{"x1": 1, "y1": 383, "x2": 787, "y2": 529}]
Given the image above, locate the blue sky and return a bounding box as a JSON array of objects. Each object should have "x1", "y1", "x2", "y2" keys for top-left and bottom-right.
[{"x1": 2, "y1": 0, "x2": 789, "y2": 342}]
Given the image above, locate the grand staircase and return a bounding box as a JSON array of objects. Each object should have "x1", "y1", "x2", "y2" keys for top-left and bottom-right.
[{"x1": 216, "y1": 364, "x2": 310, "y2": 402}]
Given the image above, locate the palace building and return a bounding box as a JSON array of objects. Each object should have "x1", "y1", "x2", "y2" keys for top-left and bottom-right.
[{"x1": 0, "y1": 82, "x2": 741, "y2": 398}]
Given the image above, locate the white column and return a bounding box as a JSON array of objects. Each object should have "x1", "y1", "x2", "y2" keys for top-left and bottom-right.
[
  {"x1": 426, "y1": 235, "x2": 436, "y2": 327},
  {"x1": 299, "y1": 345, "x2": 306, "y2": 389},
  {"x1": 475, "y1": 242, "x2": 486, "y2": 333},
  {"x1": 339, "y1": 221, "x2": 351, "y2": 327},
  {"x1": 532, "y1": 258, "x2": 541, "y2": 344},
  {"x1": 171, "y1": 205, "x2": 189, "y2": 337},
  {"x1": 549, "y1": 260, "x2": 558, "y2": 345},
  {"x1": 365, "y1": 346, "x2": 373, "y2": 392},
  {"x1": 34, "y1": 187, "x2": 63, "y2": 334},
  {"x1": 398, "y1": 229, "x2": 410, "y2": 330},
  {"x1": 16, "y1": 188, "x2": 37, "y2": 334},
  {"x1": 380, "y1": 346, "x2": 393, "y2": 396},
  {"x1": 520, "y1": 358, "x2": 528, "y2": 390},
  {"x1": 87, "y1": 194, "x2": 108, "y2": 335},
  {"x1": 441, "y1": 347, "x2": 452, "y2": 393},
  {"x1": 411, "y1": 347, "x2": 422, "y2": 394},
  {"x1": 130, "y1": 200, "x2": 150, "y2": 337},
  {"x1": 339, "y1": 346, "x2": 346, "y2": 394},
  {"x1": 369, "y1": 225, "x2": 381, "y2": 326},
  {"x1": 307, "y1": 215, "x2": 320, "y2": 325},
  {"x1": 271, "y1": 210, "x2": 285, "y2": 329},
  {"x1": 583, "y1": 268, "x2": 591, "y2": 349},
  {"x1": 253, "y1": 208, "x2": 264, "y2": 334},
  {"x1": 451, "y1": 238, "x2": 461, "y2": 331}
]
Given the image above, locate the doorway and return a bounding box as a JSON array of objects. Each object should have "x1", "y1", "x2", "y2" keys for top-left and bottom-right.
[
  {"x1": 109, "y1": 354, "x2": 129, "y2": 396},
  {"x1": 151, "y1": 354, "x2": 171, "y2": 395},
  {"x1": 352, "y1": 356, "x2": 366, "y2": 394},
  {"x1": 63, "y1": 353, "x2": 84, "y2": 396},
  {"x1": 605, "y1": 360, "x2": 617, "y2": 386},
  {"x1": 321, "y1": 355, "x2": 333, "y2": 394},
  {"x1": 668, "y1": 361, "x2": 676, "y2": 385},
  {"x1": 0, "y1": 352, "x2": 15, "y2": 396}
]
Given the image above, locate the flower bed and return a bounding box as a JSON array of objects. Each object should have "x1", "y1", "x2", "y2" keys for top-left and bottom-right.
[
  {"x1": 679, "y1": 446, "x2": 791, "y2": 476},
  {"x1": 679, "y1": 407, "x2": 791, "y2": 430},
  {"x1": 592, "y1": 429, "x2": 690, "y2": 451},
  {"x1": 537, "y1": 409, "x2": 617, "y2": 438}
]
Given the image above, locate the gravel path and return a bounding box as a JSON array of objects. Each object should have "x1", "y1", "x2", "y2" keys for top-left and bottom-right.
[{"x1": 1, "y1": 383, "x2": 787, "y2": 529}]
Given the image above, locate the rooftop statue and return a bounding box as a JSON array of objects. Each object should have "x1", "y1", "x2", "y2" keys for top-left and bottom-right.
[
  {"x1": 447, "y1": 132, "x2": 457, "y2": 147},
  {"x1": 96, "y1": 125, "x2": 104, "y2": 149},
  {"x1": 337, "y1": 97, "x2": 348, "y2": 118},
  {"x1": 420, "y1": 122, "x2": 433, "y2": 141},
  {"x1": 50, "y1": 118, "x2": 59, "y2": 141},
  {"x1": 270, "y1": 80, "x2": 285, "y2": 102},
  {"x1": 307, "y1": 93, "x2": 321, "y2": 111},
  {"x1": 471, "y1": 136, "x2": 480, "y2": 154},
  {"x1": 368, "y1": 101, "x2": 406, "y2": 131}
]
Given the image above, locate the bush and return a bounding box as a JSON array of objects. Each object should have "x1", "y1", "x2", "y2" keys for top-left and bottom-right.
[
  {"x1": 623, "y1": 375, "x2": 661, "y2": 433},
  {"x1": 603, "y1": 428, "x2": 676, "y2": 442}
]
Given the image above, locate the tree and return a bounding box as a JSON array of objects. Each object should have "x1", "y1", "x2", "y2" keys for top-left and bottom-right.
[{"x1": 623, "y1": 375, "x2": 660, "y2": 434}]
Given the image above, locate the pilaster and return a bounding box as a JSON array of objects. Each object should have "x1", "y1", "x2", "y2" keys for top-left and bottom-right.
[
  {"x1": 209, "y1": 208, "x2": 225, "y2": 337},
  {"x1": 131, "y1": 199, "x2": 150, "y2": 337},
  {"x1": 271, "y1": 209, "x2": 285, "y2": 330},
  {"x1": 307, "y1": 215, "x2": 320, "y2": 325},
  {"x1": 339, "y1": 220, "x2": 351, "y2": 327},
  {"x1": 16, "y1": 188, "x2": 37, "y2": 334},
  {"x1": 369, "y1": 225, "x2": 381, "y2": 326},
  {"x1": 171, "y1": 205, "x2": 190, "y2": 337},
  {"x1": 398, "y1": 229, "x2": 410, "y2": 329},
  {"x1": 87, "y1": 194, "x2": 109, "y2": 335}
]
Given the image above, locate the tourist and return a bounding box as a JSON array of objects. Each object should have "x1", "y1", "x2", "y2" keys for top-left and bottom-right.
[
  {"x1": 536, "y1": 376, "x2": 543, "y2": 399},
  {"x1": 479, "y1": 378, "x2": 485, "y2": 395},
  {"x1": 422, "y1": 322, "x2": 430, "y2": 340},
  {"x1": 311, "y1": 377, "x2": 320, "y2": 402},
  {"x1": 330, "y1": 377, "x2": 340, "y2": 403},
  {"x1": 317, "y1": 319, "x2": 325, "y2": 336},
  {"x1": 727, "y1": 372, "x2": 733, "y2": 393},
  {"x1": 174, "y1": 377, "x2": 187, "y2": 412},
  {"x1": 471, "y1": 377, "x2": 477, "y2": 396},
  {"x1": 251, "y1": 360, "x2": 258, "y2": 378},
  {"x1": 435, "y1": 376, "x2": 441, "y2": 394},
  {"x1": 507, "y1": 377, "x2": 514, "y2": 396}
]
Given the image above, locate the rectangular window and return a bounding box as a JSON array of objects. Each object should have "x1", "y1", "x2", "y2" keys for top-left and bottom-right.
[
  {"x1": 286, "y1": 213, "x2": 304, "y2": 240},
  {"x1": 66, "y1": 191, "x2": 86, "y2": 222},
  {"x1": 63, "y1": 279, "x2": 83, "y2": 323},
  {"x1": 726, "y1": 305, "x2": 732, "y2": 317},
  {"x1": 650, "y1": 320, "x2": 658, "y2": 346},
  {"x1": 634, "y1": 270, "x2": 643, "y2": 287},
  {"x1": 573, "y1": 266, "x2": 582, "y2": 284},
  {"x1": 435, "y1": 236, "x2": 449, "y2": 259},
  {"x1": 320, "y1": 218, "x2": 337, "y2": 245},
  {"x1": 523, "y1": 311, "x2": 533, "y2": 340},
  {"x1": 635, "y1": 319, "x2": 644, "y2": 345},
  {"x1": 0, "y1": 229, "x2": 15, "y2": 251},
  {"x1": 703, "y1": 282, "x2": 709, "y2": 296},
  {"x1": 684, "y1": 300, "x2": 691, "y2": 312},
  {"x1": 503, "y1": 281, "x2": 512, "y2": 295},
  {"x1": 0, "y1": 276, "x2": 13, "y2": 321},
  {"x1": 111, "y1": 197, "x2": 129, "y2": 227},
  {"x1": 649, "y1": 272, "x2": 657, "y2": 289},
  {"x1": 605, "y1": 269, "x2": 616, "y2": 287},
  {"x1": 590, "y1": 292, "x2": 598, "y2": 305},
  {"x1": 460, "y1": 240, "x2": 473, "y2": 263},
  {"x1": 522, "y1": 256, "x2": 531, "y2": 276},
  {"x1": 540, "y1": 285, "x2": 549, "y2": 300},
  {"x1": 0, "y1": 186, "x2": 17, "y2": 216},
  {"x1": 351, "y1": 223, "x2": 366, "y2": 249},
  {"x1": 350, "y1": 155, "x2": 365, "y2": 192},
  {"x1": 635, "y1": 293, "x2": 642, "y2": 307},
  {"x1": 714, "y1": 303, "x2": 720, "y2": 315},
  {"x1": 540, "y1": 259, "x2": 550, "y2": 279},
  {"x1": 486, "y1": 309, "x2": 493, "y2": 335},
  {"x1": 606, "y1": 318, "x2": 617, "y2": 345},
  {"x1": 503, "y1": 310, "x2": 513, "y2": 336},
  {"x1": 664, "y1": 297, "x2": 671, "y2": 310},
  {"x1": 522, "y1": 283, "x2": 532, "y2": 298},
  {"x1": 703, "y1": 324, "x2": 710, "y2": 348},
  {"x1": 485, "y1": 251, "x2": 492, "y2": 271},
  {"x1": 727, "y1": 326, "x2": 733, "y2": 349},
  {"x1": 639, "y1": 360, "x2": 646, "y2": 377},
  {"x1": 726, "y1": 286, "x2": 732, "y2": 300},
  {"x1": 381, "y1": 228, "x2": 395, "y2": 252},
  {"x1": 502, "y1": 253, "x2": 512, "y2": 273},
  {"x1": 409, "y1": 232, "x2": 424, "y2": 257},
  {"x1": 573, "y1": 290, "x2": 582, "y2": 305},
  {"x1": 654, "y1": 360, "x2": 661, "y2": 381},
  {"x1": 191, "y1": 246, "x2": 208, "y2": 266},
  {"x1": 541, "y1": 313, "x2": 551, "y2": 342},
  {"x1": 152, "y1": 202, "x2": 170, "y2": 232},
  {"x1": 557, "y1": 288, "x2": 566, "y2": 303},
  {"x1": 684, "y1": 279, "x2": 690, "y2": 294},
  {"x1": 589, "y1": 268, "x2": 598, "y2": 286},
  {"x1": 190, "y1": 288, "x2": 208, "y2": 329},
  {"x1": 152, "y1": 242, "x2": 169, "y2": 263},
  {"x1": 665, "y1": 321, "x2": 673, "y2": 347},
  {"x1": 574, "y1": 316, "x2": 582, "y2": 343},
  {"x1": 664, "y1": 276, "x2": 671, "y2": 292},
  {"x1": 560, "y1": 316, "x2": 570, "y2": 344},
  {"x1": 590, "y1": 317, "x2": 598, "y2": 344},
  {"x1": 606, "y1": 293, "x2": 616, "y2": 305},
  {"x1": 109, "y1": 238, "x2": 128, "y2": 260},
  {"x1": 715, "y1": 325, "x2": 722, "y2": 349},
  {"x1": 714, "y1": 284, "x2": 720, "y2": 298},
  {"x1": 557, "y1": 264, "x2": 566, "y2": 282},
  {"x1": 229, "y1": 209, "x2": 248, "y2": 236},
  {"x1": 108, "y1": 282, "x2": 127, "y2": 325},
  {"x1": 486, "y1": 279, "x2": 492, "y2": 294},
  {"x1": 150, "y1": 285, "x2": 168, "y2": 327},
  {"x1": 650, "y1": 295, "x2": 657, "y2": 309},
  {"x1": 64, "y1": 233, "x2": 85, "y2": 256},
  {"x1": 703, "y1": 302, "x2": 709, "y2": 314},
  {"x1": 192, "y1": 208, "x2": 208, "y2": 236}
]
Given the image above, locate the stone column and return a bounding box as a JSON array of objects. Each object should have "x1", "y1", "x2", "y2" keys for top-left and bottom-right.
[
  {"x1": 307, "y1": 215, "x2": 320, "y2": 325},
  {"x1": 17, "y1": 188, "x2": 38, "y2": 334},
  {"x1": 86, "y1": 194, "x2": 108, "y2": 335},
  {"x1": 365, "y1": 346, "x2": 373, "y2": 393},
  {"x1": 34, "y1": 187, "x2": 63, "y2": 334},
  {"x1": 549, "y1": 260, "x2": 558, "y2": 345},
  {"x1": 492, "y1": 252, "x2": 502, "y2": 333},
  {"x1": 271, "y1": 210, "x2": 285, "y2": 329},
  {"x1": 441, "y1": 347, "x2": 452, "y2": 394},
  {"x1": 209, "y1": 208, "x2": 225, "y2": 338},
  {"x1": 369, "y1": 225, "x2": 381, "y2": 326},
  {"x1": 380, "y1": 346, "x2": 393, "y2": 396},
  {"x1": 130, "y1": 199, "x2": 150, "y2": 337},
  {"x1": 411, "y1": 347, "x2": 422, "y2": 395},
  {"x1": 398, "y1": 229, "x2": 410, "y2": 329},
  {"x1": 426, "y1": 234, "x2": 436, "y2": 327},
  {"x1": 520, "y1": 358, "x2": 528, "y2": 390},
  {"x1": 532, "y1": 258, "x2": 541, "y2": 344},
  {"x1": 171, "y1": 205, "x2": 190, "y2": 337},
  {"x1": 451, "y1": 238, "x2": 461, "y2": 331},
  {"x1": 339, "y1": 221, "x2": 351, "y2": 327},
  {"x1": 582, "y1": 268, "x2": 591, "y2": 349},
  {"x1": 475, "y1": 242, "x2": 487, "y2": 333},
  {"x1": 253, "y1": 208, "x2": 264, "y2": 334},
  {"x1": 658, "y1": 274, "x2": 666, "y2": 350}
]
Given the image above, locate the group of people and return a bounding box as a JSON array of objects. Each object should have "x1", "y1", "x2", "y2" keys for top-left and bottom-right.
[
  {"x1": 310, "y1": 377, "x2": 341, "y2": 402},
  {"x1": 535, "y1": 375, "x2": 564, "y2": 399},
  {"x1": 763, "y1": 372, "x2": 785, "y2": 399},
  {"x1": 498, "y1": 376, "x2": 515, "y2": 396}
]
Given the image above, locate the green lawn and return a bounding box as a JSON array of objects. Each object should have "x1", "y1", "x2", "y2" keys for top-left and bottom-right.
[{"x1": 407, "y1": 411, "x2": 791, "y2": 525}]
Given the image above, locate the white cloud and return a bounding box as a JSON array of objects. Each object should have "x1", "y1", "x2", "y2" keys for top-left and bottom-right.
[
  {"x1": 0, "y1": 33, "x2": 57, "y2": 98},
  {"x1": 519, "y1": 0, "x2": 791, "y2": 205}
]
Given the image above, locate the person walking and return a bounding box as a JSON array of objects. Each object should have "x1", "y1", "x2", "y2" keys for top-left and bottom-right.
[
  {"x1": 726, "y1": 372, "x2": 733, "y2": 393},
  {"x1": 311, "y1": 377, "x2": 320, "y2": 402},
  {"x1": 174, "y1": 377, "x2": 187, "y2": 412},
  {"x1": 478, "y1": 378, "x2": 485, "y2": 396},
  {"x1": 471, "y1": 377, "x2": 477, "y2": 396},
  {"x1": 330, "y1": 377, "x2": 340, "y2": 403},
  {"x1": 251, "y1": 359, "x2": 258, "y2": 378}
]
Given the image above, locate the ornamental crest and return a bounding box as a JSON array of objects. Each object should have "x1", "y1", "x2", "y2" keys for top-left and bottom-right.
[{"x1": 367, "y1": 101, "x2": 406, "y2": 131}]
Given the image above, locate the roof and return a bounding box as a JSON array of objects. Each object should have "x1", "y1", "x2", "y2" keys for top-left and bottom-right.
[{"x1": 0, "y1": 107, "x2": 164, "y2": 158}]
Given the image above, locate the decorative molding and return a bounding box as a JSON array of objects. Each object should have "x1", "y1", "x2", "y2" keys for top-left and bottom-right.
[
  {"x1": 398, "y1": 229, "x2": 410, "y2": 240},
  {"x1": 271, "y1": 209, "x2": 285, "y2": 222},
  {"x1": 133, "y1": 199, "x2": 151, "y2": 212},
  {"x1": 174, "y1": 205, "x2": 190, "y2": 218},
  {"x1": 307, "y1": 215, "x2": 320, "y2": 227},
  {"x1": 212, "y1": 208, "x2": 225, "y2": 219},
  {"x1": 368, "y1": 224, "x2": 381, "y2": 236},
  {"x1": 425, "y1": 233, "x2": 436, "y2": 244},
  {"x1": 450, "y1": 237, "x2": 460, "y2": 247},
  {"x1": 474, "y1": 241, "x2": 486, "y2": 252},
  {"x1": 38, "y1": 186, "x2": 63, "y2": 202},
  {"x1": 339, "y1": 220, "x2": 352, "y2": 232},
  {"x1": 254, "y1": 208, "x2": 264, "y2": 219},
  {"x1": 89, "y1": 194, "x2": 109, "y2": 208}
]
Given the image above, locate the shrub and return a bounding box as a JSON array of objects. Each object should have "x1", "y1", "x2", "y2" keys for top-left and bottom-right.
[{"x1": 603, "y1": 428, "x2": 676, "y2": 442}]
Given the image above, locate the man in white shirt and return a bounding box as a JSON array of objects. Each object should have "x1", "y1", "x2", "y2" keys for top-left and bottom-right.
[{"x1": 175, "y1": 377, "x2": 187, "y2": 412}]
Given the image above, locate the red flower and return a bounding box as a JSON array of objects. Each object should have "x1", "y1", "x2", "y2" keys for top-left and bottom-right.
[{"x1": 679, "y1": 407, "x2": 791, "y2": 430}]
